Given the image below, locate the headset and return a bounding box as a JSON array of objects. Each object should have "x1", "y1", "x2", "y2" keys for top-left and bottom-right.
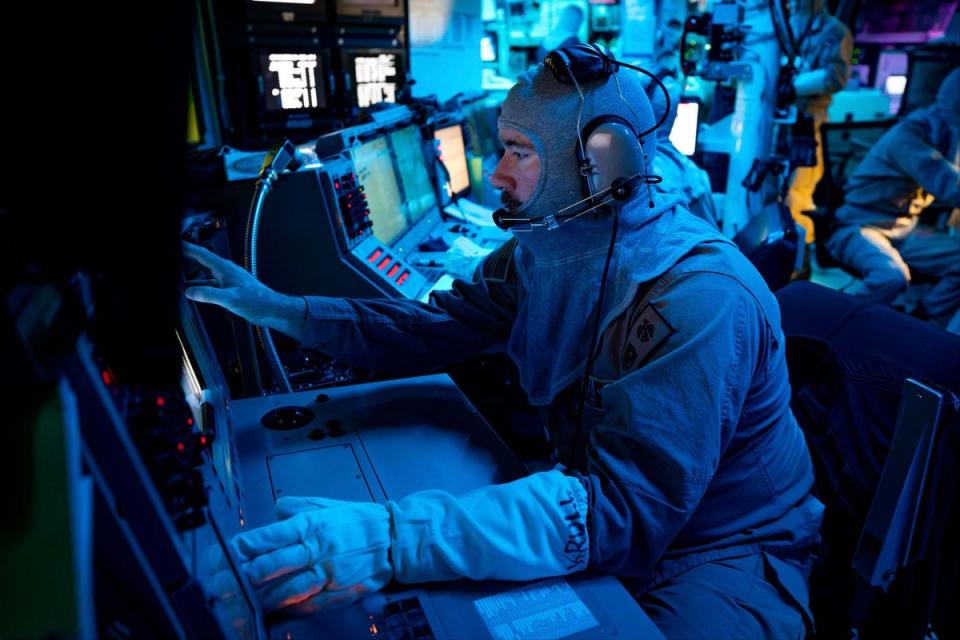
[
  {"x1": 489, "y1": 44, "x2": 674, "y2": 467},
  {"x1": 492, "y1": 43, "x2": 671, "y2": 232}
]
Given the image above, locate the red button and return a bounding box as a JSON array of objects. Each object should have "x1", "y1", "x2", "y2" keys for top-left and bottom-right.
[
  {"x1": 378, "y1": 256, "x2": 392, "y2": 271},
  {"x1": 367, "y1": 248, "x2": 383, "y2": 263}
]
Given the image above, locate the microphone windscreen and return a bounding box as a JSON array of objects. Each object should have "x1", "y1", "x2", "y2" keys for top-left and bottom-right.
[{"x1": 492, "y1": 207, "x2": 512, "y2": 230}]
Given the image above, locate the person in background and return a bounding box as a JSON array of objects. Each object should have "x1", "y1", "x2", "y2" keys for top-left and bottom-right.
[
  {"x1": 825, "y1": 68, "x2": 960, "y2": 331},
  {"x1": 785, "y1": 0, "x2": 853, "y2": 245},
  {"x1": 648, "y1": 72, "x2": 720, "y2": 229},
  {"x1": 534, "y1": 4, "x2": 583, "y2": 64}
]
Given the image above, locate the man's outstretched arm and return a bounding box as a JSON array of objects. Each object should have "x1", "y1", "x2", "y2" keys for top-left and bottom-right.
[{"x1": 183, "y1": 242, "x2": 308, "y2": 340}]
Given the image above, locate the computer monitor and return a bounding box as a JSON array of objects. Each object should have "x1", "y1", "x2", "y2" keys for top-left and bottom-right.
[
  {"x1": 258, "y1": 51, "x2": 327, "y2": 112},
  {"x1": 188, "y1": 21, "x2": 219, "y2": 150},
  {"x1": 481, "y1": 32, "x2": 498, "y2": 63},
  {"x1": 335, "y1": 0, "x2": 404, "y2": 20},
  {"x1": 245, "y1": 0, "x2": 327, "y2": 21},
  {"x1": 187, "y1": 84, "x2": 203, "y2": 147},
  {"x1": 344, "y1": 49, "x2": 403, "y2": 109},
  {"x1": 850, "y1": 64, "x2": 870, "y2": 86},
  {"x1": 462, "y1": 102, "x2": 500, "y2": 158},
  {"x1": 855, "y1": 0, "x2": 957, "y2": 43},
  {"x1": 900, "y1": 46, "x2": 960, "y2": 116},
  {"x1": 389, "y1": 125, "x2": 438, "y2": 226},
  {"x1": 351, "y1": 136, "x2": 408, "y2": 246},
  {"x1": 669, "y1": 101, "x2": 700, "y2": 156},
  {"x1": 874, "y1": 49, "x2": 907, "y2": 82},
  {"x1": 434, "y1": 124, "x2": 471, "y2": 197},
  {"x1": 883, "y1": 74, "x2": 907, "y2": 96}
]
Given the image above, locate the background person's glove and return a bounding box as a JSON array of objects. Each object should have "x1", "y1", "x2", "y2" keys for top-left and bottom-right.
[
  {"x1": 231, "y1": 470, "x2": 589, "y2": 614},
  {"x1": 793, "y1": 69, "x2": 830, "y2": 97}
]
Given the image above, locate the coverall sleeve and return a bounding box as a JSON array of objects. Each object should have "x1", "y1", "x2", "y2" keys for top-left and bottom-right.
[
  {"x1": 575, "y1": 271, "x2": 765, "y2": 576},
  {"x1": 795, "y1": 20, "x2": 852, "y2": 97},
  {"x1": 889, "y1": 119, "x2": 960, "y2": 208},
  {"x1": 299, "y1": 239, "x2": 518, "y2": 373},
  {"x1": 820, "y1": 23, "x2": 852, "y2": 95}
]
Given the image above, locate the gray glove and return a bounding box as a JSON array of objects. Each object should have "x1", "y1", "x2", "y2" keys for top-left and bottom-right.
[{"x1": 182, "y1": 242, "x2": 306, "y2": 340}]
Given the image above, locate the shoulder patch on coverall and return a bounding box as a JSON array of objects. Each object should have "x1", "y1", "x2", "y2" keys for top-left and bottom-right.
[{"x1": 620, "y1": 302, "x2": 674, "y2": 374}]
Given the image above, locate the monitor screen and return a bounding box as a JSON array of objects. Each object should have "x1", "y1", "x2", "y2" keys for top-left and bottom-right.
[
  {"x1": 462, "y1": 102, "x2": 500, "y2": 158},
  {"x1": 481, "y1": 33, "x2": 498, "y2": 63},
  {"x1": 874, "y1": 50, "x2": 908, "y2": 88},
  {"x1": 850, "y1": 64, "x2": 870, "y2": 86},
  {"x1": 389, "y1": 126, "x2": 438, "y2": 225},
  {"x1": 187, "y1": 83, "x2": 204, "y2": 147},
  {"x1": 434, "y1": 124, "x2": 470, "y2": 196},
  {"x1": 901, "y1": 50, "x2": 959, "y2": 116},
  {"x1": 883, "y1": 74, "x2": 907, "y2": 96},
  {"x1": 246, "y1": 0, "x2": 327, "y2": 21},
  {"x1": 336, "y1": 0, "x2": 403, "y2": 18},
  {"x1": 856, "y1": 0, "x2": 957, "y2": 43},
  {"x1": 669, "y1": 101, "x2": 699, "y2": 156},
  {"x1": 349, "y1": 51, "x2": 401, "y2": 108},
  {"x1": 352, "y1": 137, "x2": 408, "y2": 245},
  {"x1": 259, "y1": 52, "x2": 326, "y2": 112}
]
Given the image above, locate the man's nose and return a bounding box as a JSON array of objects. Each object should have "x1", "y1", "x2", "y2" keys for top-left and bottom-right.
[{"x1": 490, "y1": 155, "x2": 515, "y2": 191}]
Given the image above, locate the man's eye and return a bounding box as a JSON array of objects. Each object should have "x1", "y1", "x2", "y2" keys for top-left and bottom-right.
[{"x1": 513, "y1": 151, "x2": 527, "y2": 160}]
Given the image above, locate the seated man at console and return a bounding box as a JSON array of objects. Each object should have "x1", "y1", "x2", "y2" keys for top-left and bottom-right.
[
  {"x1": 186, "y1": 46, "x2": 822, "y2": 637},
  {"x1": 824, "y1": 68, "x2": 960, "y2": 328}
]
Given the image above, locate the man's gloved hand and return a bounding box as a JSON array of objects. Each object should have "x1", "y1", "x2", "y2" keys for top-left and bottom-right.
[
  {"x1": 231, "y1": 496, "x2": 393, "y2": 614},
  {"x1": 182, "y1": 242, "x2": 307, "y2": 340},
  {"x1": 231, "y1": 471, "x2": 589, "y2": 615}
]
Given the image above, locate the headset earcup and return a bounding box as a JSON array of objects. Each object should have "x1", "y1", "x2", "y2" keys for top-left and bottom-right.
[{"x1": 580, "y1": 117, "x2": 646, "y2": 198}]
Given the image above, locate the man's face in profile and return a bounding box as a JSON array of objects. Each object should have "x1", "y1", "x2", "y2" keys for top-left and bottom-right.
[{"x1": 490, "y1": 128, "x2": 541, "y2": 210}]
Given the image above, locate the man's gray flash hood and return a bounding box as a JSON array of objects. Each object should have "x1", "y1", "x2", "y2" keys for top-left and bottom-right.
[{"x1": 498, "y1": 63, "x2": 658, "y2": 223}]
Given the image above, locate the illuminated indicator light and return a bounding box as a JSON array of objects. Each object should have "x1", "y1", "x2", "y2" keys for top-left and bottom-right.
[
  {"x1": 397, "y1": 271, "x2": 410, "y2": 285},
  {"x1": 156, "y1": 396, "x2": 165, "y2": 407},
  {"x1": 347, "y1": 202, "x2": 352, "y2": 208},
  {"x1": 101, "y1": 370, "x2": 113, "y2": 385},
  {"x1": 334, "y1": 180, "x2": 341, "y2": 190},
  {"x1": 377, "y1": 257, "x2": 392, "y2": 271},
  {"x1": 387, "y1": 264, "x2": 401, "y2": 278},
  {"x1": 367, "y1": 248, "x2": 383, "y2": 263},
  {"x1": 200, "y1": 436, "x2": 207, "y2": 445},
  {"x1": 186, "y1": 417, "x2": 193, "y2": 426},
  {"x1": 177, "y1": 442, "x2": 185, "y2": 452}
]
